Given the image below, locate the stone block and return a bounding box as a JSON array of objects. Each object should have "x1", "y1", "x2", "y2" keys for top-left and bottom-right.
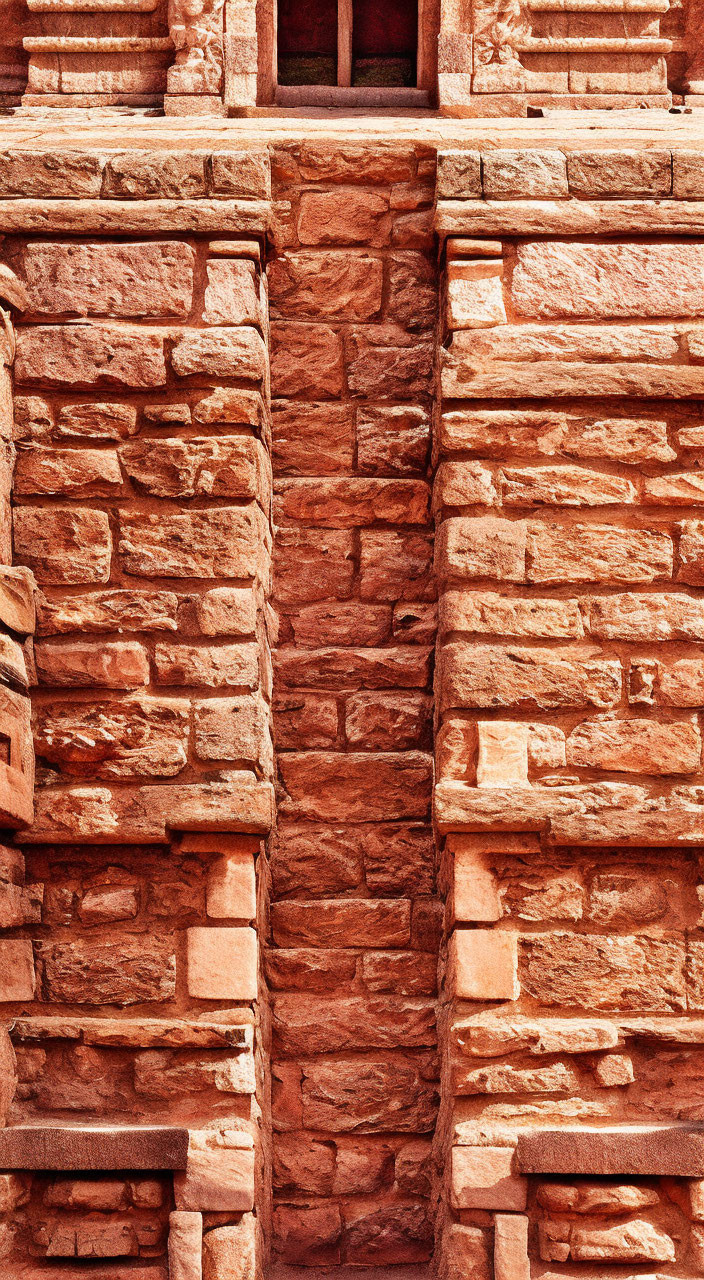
[
  {"x1": 104, "y1": 151, "x2": 207, "y2": 199},
  {"x1": 476, "y1": 722, "x2": 529, "y2": 787},
  {"x1": 451, "y1": 1146, "x2": 527, "y2": 1210},
  {"x1": 186, "y1": 927, "x2": 257, "y2": 1000},
  {"x1": 171, "y1": 328, "x2": 266, "y2": 381},
  {"x1": 15, "y1": 325, "x2": 167, "y2": 388},
  {"x1": 517, "y1": 1126, "x2": 704, "y2": 1176},
  {"x1": 513, "y1": 241, "x2": 704, "y2": 319},
  {"x1": 210, "y1": 150, "x2": 270, "y2": 197},
  {"x1": 14, "y1": 506, "x2": 111, "y2": 585},
  {"x1": 494, "y1": 1214, "x2": 530, "y2": 1280},
  {"x1": 436, "y1": 151, "x2": 482, "y2": 198},
  {"x1": 451, "y1": 929, "x2": 519, "y2": 1000},
  {"x1": 206, "y1": 852, "x2": 256, "y2": 919},
  {"x1": 568, "y1": 149, "x2": 672, "y2": 196},
  {"x1": 0, "y1": 150, "x2": 103, "y2": 198},
  {"x1": 483, "y1": 150, "x2": 568, "y2": 199},
  {"x1": 38, "y1": 937, "x2": 175, "y2": 1005},
  {"x1": 298, "y1": 190, "x2": 391, "y2": 246},
  {"x1": 168, "y1": 1211, "x2": 202, "y2": 1280},
  {"x1": 20, "y1": 242, "x2": 195, "y2": 319},
  {"x1": 0, "y1": 1125, "x2": 188, "y2": 1170},
  {"x1": 269, "y1": 251, "x2": 383, "y2": 322},
  {"x1": 0, "y1": 938, "x2": 35, "y2": 1001},
  {"x1": 451, "y1": 840, "x2": 502, "y2": 923},
  {"x1": 174, "y1": 1131, "x2": 255, "y2": 1211},
  {"x1": 119, "y1": 507, "x2": 265, "y2": 579},
  {"x1": 446, "y1": 262, "x2": 507, "y2": 329},
  {"x1": 202, "y1": 1216, "x2": 257, "y2": 1280},
  {"x1": 203, "y1": 260, "x2": 262, "y2": 327}
]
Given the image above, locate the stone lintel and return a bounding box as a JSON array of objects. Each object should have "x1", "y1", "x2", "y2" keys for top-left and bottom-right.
[
  {"x1": 0, "y1": 1124, "x2": 189, "y2": 1170},
  {"x1": 517, "y1": 1126, "x2": 704, "y2": 1176}
]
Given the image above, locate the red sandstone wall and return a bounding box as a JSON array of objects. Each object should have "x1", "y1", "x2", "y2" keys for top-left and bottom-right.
[
  {"x1": 436, "y1": 144, "x2": 704, "y2": 1279},
  {"x1": 6, "y1": 132, "x2": 704, "y2": 1278},
  {"x1": 266, "y1": 140, "x2": 440, "y2": 1266}
]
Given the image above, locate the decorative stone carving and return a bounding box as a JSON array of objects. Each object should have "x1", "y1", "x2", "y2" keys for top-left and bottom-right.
[
  {"x1": 472, "y1": 0, "x2": 529, "y2": 67},
  {"x1": 167, "y1": 0, "x2": 225, "y2": 94}
]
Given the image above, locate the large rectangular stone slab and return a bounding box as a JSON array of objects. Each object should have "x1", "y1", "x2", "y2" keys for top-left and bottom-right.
[
  {"x1": 516, "y1": 1126, "x2": 704, "y2": 1176},
  {"x1": 0, "y1": 1125, "x2": 188, "y2": 1170}
]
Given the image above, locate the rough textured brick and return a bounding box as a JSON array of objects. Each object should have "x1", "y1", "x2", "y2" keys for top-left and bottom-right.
[
  {"x1": 119, "y1": 508, "x2": 265, "y2": 579},
  {"x1": 19, "y1": 242, "x2": 195, "y2": 318},
  {"x1": 14, "y1": 507, "x2": 111, "y2": 584},
  {"x1": 15, "y1": 325, "x2": 167, "y2": 388},
  {"x1": 513, "y1": 242, "x2": 704, "y2": 318}
]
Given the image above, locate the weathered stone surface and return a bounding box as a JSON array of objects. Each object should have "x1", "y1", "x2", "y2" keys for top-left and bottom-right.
[
  {"x1": 119, "y1": 507, "x2": 265, "y2": 579},
  {"x1": 174, "y1": 1131, "x2": 255, "y2": 1211},
  {"x1": 271, "y1": 322, "x2": 344, "y2": 397},
  {"x1": 301, "y1": 1059, "x2": 438, "y2": 1133},
  {"x1": 36, "y1": 589, "x2": 179, "y2": 636},
  {"x1": 186, "y1": 927, "x2": 257, "y2": 1000},
  {"x1": 272, "y1": 401, "x2": 355, "y2": 475},
  {"x1": 15, "y1": 506, "x2": 111, "y2": 584},
  {"x1": 273, "y1": 994, "x2": 435, "y2": 1054},
  {"x1": 512, "y1": 242, "x2": 704, "y2": 318},
  {"x1": 451, "y1": 1146, "x2": 526, "y2": 1211},
  {"x1": 168, "y1": 1211, "x2": 202, "y2": 1280},
  {"x1": 15, "y1": 325, "x2": 167, "y2": 388},
  {"x1": 441, "y1": 642, "x2": 621, "y2": 711},
  {"x1": 20, "y1": 242, "x2": 195, "y2": 318},
  {"x1": 566, "y1": 718, "x2": 702, "y2": 773},
  {"x1": 521, "y1": 933, "x2": 687, "y2": 1011},
  {"x1": 271, "y1": 899, "x2": 411, "y2": 948},
  {"x1": 15, "y1": 447, "x2": 122, "y2": 498},
  {"x1": 527, "y1": 523, "x2": 673, "y2": 584},
  {"x1": 37, "y1": 938, "x2": 176, "y2": 1005},
  {"x1": 298, "y1": 190, "x2": 391, "y2": 246},
  {"x1": 35, "y1": 696, "x2": 189, "y2": 780},
  {"x1": 35, "y1": 640, "x2": 150, "y2": 688},
  {"x1": 202, "y1": 1216, "x2": 256, "y2": 1280},
  {"x1": 171, "y1": 328, "x2": 266, "y2": 381},
  {"x1": 203, "y1": 259, "x2": 261, "y2": 326},
  {"x1": 518, "y1": 1126, "x2": 704, "y2": 1176},
  {"x1": 269, "y1": 251, "x2": 383, "y2": 320},
  {"x1": 278, "y1": 752, "x2": 432, "y2": 821}
]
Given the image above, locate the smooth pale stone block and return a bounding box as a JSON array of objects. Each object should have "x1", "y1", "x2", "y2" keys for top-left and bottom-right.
[
  {"x1": 186, "y1": 927, "x2": 257, "y2": 1000},
  {"x1": 451, "y1": 929, "x2": 519, "y2": 1000},
  {"x1": 451, "y1": 1146, "x2": 527, "y2": 1210},
  {"x1": 476, "y1": 721, "x2": 529, "y2": 788}
]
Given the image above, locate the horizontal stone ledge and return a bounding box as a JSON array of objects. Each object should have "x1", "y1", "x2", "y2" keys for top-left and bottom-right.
[
  {"x1": 436, "y1": 198, "x2": 704, "y2": 237},
  {"x1": 11, "y1": 1016, "x2": 252, "y2": 1047},
  {"x1": 27, "y1": 0, "x2": 158, "y2": 9},
  {"x1": 516, "y1": 1125, "x2": 704, "y2": 1176},
  {"x1": 0, "y1": 1124, "x2": 189, "y2": 1170},
  {"x1": 23, "y1": 778, "x2": 275, "y2": 843},
  {"x1": 0, "y1": 199, "x2": 270, "y2": 235},
  {"x1": 517, "y1": 34, "x2": 670, "y2": 49},
  {"x1": 442, "y1": 361, "x2": 704, "y2": 400},
  {"x1": 23, "y1": 35, "x2": 173, "y2": 51},
  {"x1": 529, "y1": 0, "x2": 667, "y2": 9},
  {"x1": 548, "y1": 805, "x2": 704, "y2": 845},
  {"x1": 434, "y1": 779, "x2": 645, "y2": 834}
]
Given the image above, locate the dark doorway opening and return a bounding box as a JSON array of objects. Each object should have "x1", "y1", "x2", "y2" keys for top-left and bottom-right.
[
  {"x1": 277, "y1": 0, "x2": 338, "y2": 85},
  {"x1": 352, "y1": 0, "x2": 417, "y2": 86}
]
